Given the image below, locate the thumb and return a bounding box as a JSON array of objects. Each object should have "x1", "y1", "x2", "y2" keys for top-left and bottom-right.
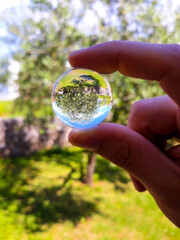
[{"x1": 68, "y1": 123, "x2": 178, "y2": 195}]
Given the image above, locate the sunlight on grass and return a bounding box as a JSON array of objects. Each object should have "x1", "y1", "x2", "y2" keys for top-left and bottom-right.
[
  {"x1": 0, "y1": 101, "x2": 13, "y2": 117},
  {"x1": 0, "y1": 147, "x2": 179, "y2": 240},
  {"x1": 0, "y1": 100, "x2": 25, "y2": 118}
]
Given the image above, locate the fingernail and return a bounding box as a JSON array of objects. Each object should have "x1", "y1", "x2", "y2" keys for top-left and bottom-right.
[{"x1": 68, "y1": 129, "x2": 99, "y2": 151}]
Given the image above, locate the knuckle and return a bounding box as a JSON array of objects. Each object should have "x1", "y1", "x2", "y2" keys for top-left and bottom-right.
[
  {"x1": 128, "y1": 99, "x2": 147, "y2": 128},
  {"x1": 166, "y1": 44, "x2": 180, "y2": 59},
  {"x1": 158, "y1": 44, "x2": 180, "y2": 83},
  {"x1": 130, "y1": 100, "x2": 145, "y2": 115}
]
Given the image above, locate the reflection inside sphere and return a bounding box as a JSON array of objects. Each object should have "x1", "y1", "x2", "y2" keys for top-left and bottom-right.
[{"x1": 51, "y1": 68, "x2": 113, "y2": 129}]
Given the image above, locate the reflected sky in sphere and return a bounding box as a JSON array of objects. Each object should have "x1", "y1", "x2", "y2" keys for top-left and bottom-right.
[{"x1": 51, "y1": 68, "x2": 113, "y2": 129}]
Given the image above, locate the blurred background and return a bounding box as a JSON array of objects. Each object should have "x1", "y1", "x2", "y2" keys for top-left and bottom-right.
[{"x1": 0, "y1": 0, "x2": 179, "y2": 239}]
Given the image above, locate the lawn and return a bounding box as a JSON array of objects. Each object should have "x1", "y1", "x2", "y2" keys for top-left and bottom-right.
[
  {"x1": 0, "y1": 100, "x2": 23, "y2": 118},
  {"x1": 0, "y1": 147, "x2": 179, "y2": 240},
  {"x1": 0, "y1": 101, "x2": 14, "y2": 117},
  {"x1": 0, "y1": 100, "x2": 52, "y2": 119}
]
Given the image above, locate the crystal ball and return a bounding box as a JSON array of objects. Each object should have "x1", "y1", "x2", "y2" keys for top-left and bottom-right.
[{"x1": 51, "y1": 68, "x2": 113, "y2": 129}]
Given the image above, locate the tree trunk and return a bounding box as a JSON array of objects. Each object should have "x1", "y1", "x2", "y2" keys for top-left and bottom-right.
[{"x1": 85, "y1": 152, "x2": 96, "y2": 185}]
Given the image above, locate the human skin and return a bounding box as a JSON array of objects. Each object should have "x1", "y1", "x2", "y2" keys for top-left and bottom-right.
[{"x1": 68, "y1": 41, "x2": 180, "y2": 227}]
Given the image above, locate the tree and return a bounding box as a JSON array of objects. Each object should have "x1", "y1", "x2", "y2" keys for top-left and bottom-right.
[
  {"x1": 1, "y1": 0, "x2": 95, "y2": 121},
  {"x1": 0, "y1": 0, "x2": 101, "y2": 184},
  {"x1": 0, "y1": 0, "x2": 179, "y2": 184},
  {"x1": 0, "y1": 59, "x2": 10, "y2": 85}
]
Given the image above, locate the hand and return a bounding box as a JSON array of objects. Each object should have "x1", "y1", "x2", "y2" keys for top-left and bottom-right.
[{"x1": 68, "y1": 41, "x2": 180, "y2": 227}]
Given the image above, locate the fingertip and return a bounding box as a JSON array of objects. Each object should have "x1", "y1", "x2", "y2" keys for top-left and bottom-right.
[
  {"x1": 68, "y1": 48, "x2": 87, "y2": 67},
  {"x1": 68, "y1": 128, "x2": 76, "y2": 143},
  {"x1": 68, "y1": 128, "x2": 99, "y2": 151},
  {"x1": 68, "y1": 52, "x2": 76, "y2": 67},
  {"x1": 68, "y1": 128, "x2": 83, "y2": 144},
  {"x1": 68, "y1": 43, "x2": 118, "y2": 73}
]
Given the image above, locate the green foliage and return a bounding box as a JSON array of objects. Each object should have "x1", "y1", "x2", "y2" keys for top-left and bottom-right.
[
  {"x1": 55, "y1": 86, "x2": 100, "y2": 121},
  {"x1": 0, "y1": 59, "x2": 11, "y2": 84},
  {"x1": 1, "y1": 0, "x2": 179, "y2": 123},
  {"x1": 0, "y1": 2, "x2": 179, "y2": 238},
  {"x1": 0, "y1": 147, "x2": 179, "y2": 239},
  {"x1": 109, "y1": 73, "x2": 165, "y2": 124},
  {"x1": 1, "y1": 0, "x2": 91, "y2": 121}
]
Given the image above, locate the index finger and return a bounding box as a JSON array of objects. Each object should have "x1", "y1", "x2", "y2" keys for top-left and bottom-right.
[{"x1": 68, "y1": 41, "x2": 180, "y2": 105}]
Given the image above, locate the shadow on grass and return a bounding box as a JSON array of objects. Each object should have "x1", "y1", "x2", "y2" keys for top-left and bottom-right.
[
  {"x1": 18, "y1": 186, "x2": 99, "y2": 232},
  {"x1": 95, "y1": 157, "x2": 130, "y2": 191},
  {"x1": 38, "y1": 147, "x2": 130, "y2": 187},
  {"x1": 0, "y1": 152, "x2": 99, "y2": 232},
  {"x1": 0, "y1": 147, "x2": 129, "y2": 232}
]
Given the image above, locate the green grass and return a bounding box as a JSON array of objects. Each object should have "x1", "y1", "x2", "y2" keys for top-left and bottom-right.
[
  {"x1": 0, "y1": 147, "x2": 179, "y2": 240},
  {"x1": 0, "y1": 100, "x2": 24, "y2": 118},
  {"x1": 0, "y1": 101, "x2": 13, "y2": 117},
  {"x1": 0, "y1": 100, "x2": 52, "y2": 119}
]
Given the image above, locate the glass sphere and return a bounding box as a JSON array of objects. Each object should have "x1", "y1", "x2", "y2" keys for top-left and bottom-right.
[{"x1": 51, "y1": 68, "x2": 113, "y2": 129}]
